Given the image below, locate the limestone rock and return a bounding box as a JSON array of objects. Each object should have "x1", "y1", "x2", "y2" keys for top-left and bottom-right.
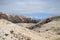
[{"x1": 0, "y1": 19, "x2": 46, "y2": 40}]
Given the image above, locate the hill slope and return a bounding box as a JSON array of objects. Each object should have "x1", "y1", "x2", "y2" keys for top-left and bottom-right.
[
  {"x1": 0, "y1": 12, "x2": 60, "y2": 40},
  {"x1": 32, "y1": 16, "x2": 60, "y2": 40},
  {"x1": 0, "y1": 12, "x2": 40, "y2": 23},
  {"x1": 0, "y1": 19, "x2": 46, "y2": 40}
]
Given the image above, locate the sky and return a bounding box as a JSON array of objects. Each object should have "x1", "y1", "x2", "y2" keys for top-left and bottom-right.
[{"x1": 0, "y1": 0, "x2": 60, "y2": 19}]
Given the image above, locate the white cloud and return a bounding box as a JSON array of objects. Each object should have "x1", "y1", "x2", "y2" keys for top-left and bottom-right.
[{"x1": 0, "y1": 0, "x2": 60, "y2": 14}]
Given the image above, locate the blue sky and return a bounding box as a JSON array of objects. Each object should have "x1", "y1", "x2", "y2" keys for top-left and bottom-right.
[
  {"x1": 20, "y1": 13, "x2": 54, "y2": 19},
  {"x1": 0, "y1": 0, "x2": 60, "y2": 19}
]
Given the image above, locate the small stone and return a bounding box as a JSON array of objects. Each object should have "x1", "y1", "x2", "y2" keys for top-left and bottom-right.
[{"x1": 5, "y1": 34, "x2": 9, "y2": 36}]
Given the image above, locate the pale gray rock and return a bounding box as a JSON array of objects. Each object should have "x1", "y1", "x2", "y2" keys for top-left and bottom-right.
[{"x1": 0, "y1": 19, "x2": 46, "y2": 40}]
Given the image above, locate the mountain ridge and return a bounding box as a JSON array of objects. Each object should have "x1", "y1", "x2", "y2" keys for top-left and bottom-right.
[
  {"x1": 0, "y1": 12, "x2": 60, "y2": 40},
  {"x1": 0, "y1": 12, "x2": 40, "y2": 23}
]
